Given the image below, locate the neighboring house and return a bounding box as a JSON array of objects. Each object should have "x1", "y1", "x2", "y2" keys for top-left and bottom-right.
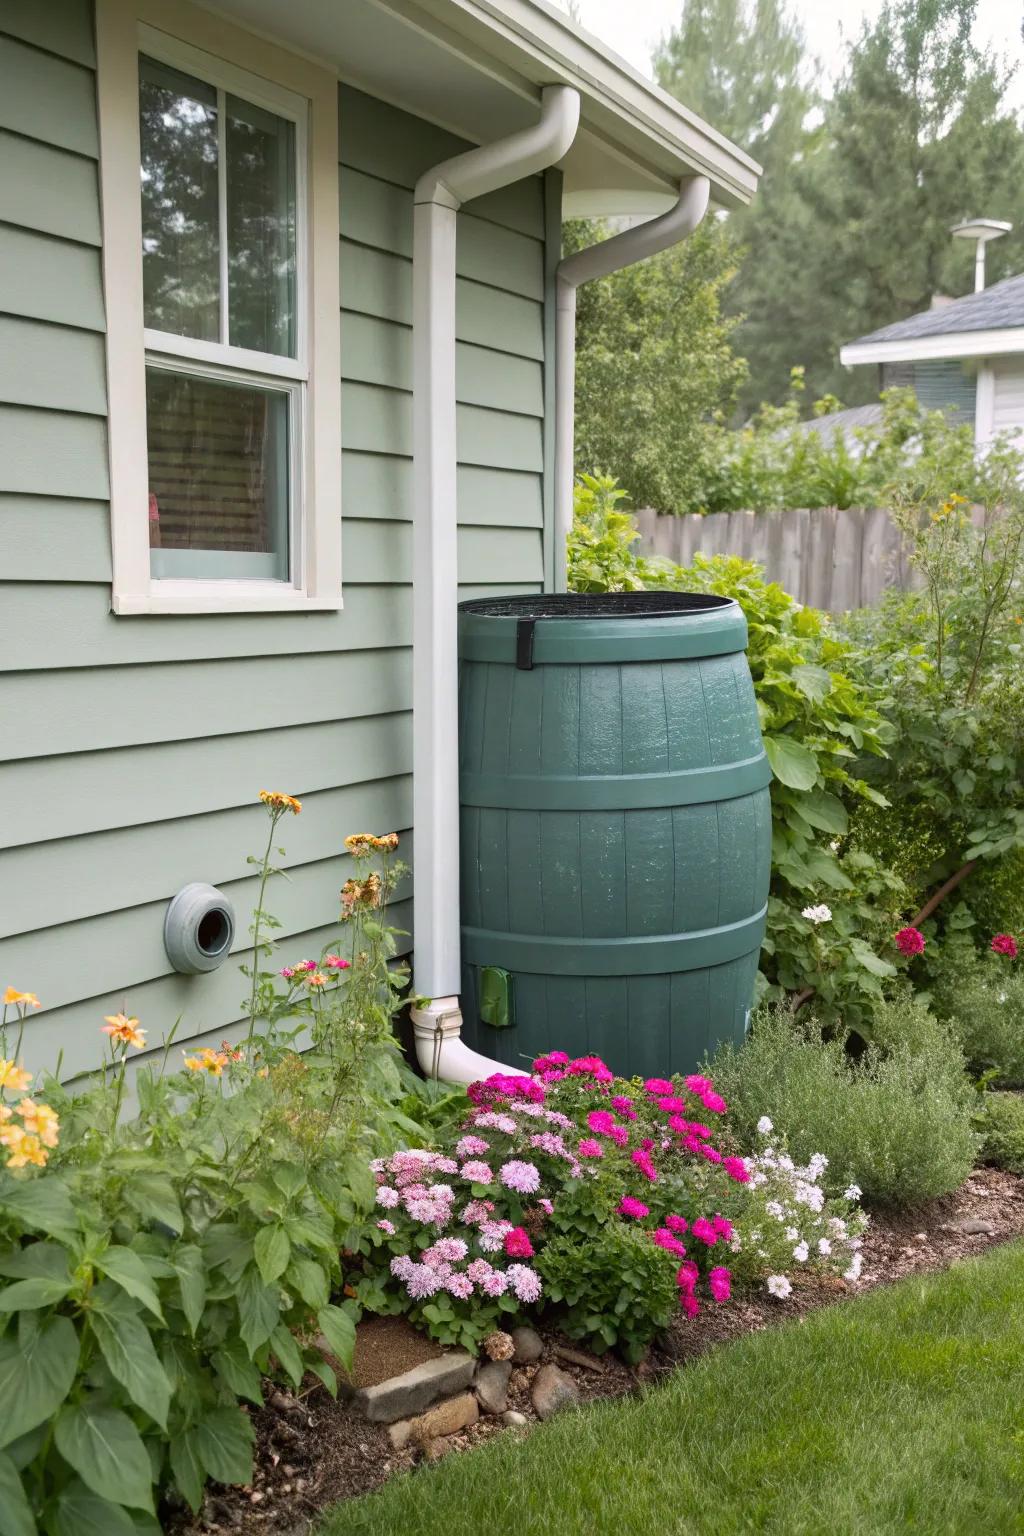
[
  {"x1": 0, "y1": 0, "x2": 756, "y2": 1080},
  {"x1": 840, "y1": 274, "x2": 1024, "y2": 449}
]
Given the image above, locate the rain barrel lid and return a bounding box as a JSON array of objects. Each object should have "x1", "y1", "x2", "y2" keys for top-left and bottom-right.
[{"x1": 458, "y1": 591, "x2": 749, "y2": 665}]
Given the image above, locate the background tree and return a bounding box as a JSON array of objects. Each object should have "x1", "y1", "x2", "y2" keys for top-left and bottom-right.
[{"x1": 568, "y1": 216, "x2": 746, "y2": 513}]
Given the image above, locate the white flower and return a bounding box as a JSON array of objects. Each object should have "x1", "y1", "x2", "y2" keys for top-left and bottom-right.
[
  {"x1": 765, "y1": 1200, "x2": 785, "y2": 1220},
  {"x1": 801, "y1": 904, "x2": 832, "y2": 925},
  {"x1": 793, "y1": 1241, "x2": 809, "y2": 1262},
  {"x1": 808, "y1": 1152, "x2": 829, "y2": 1178},
  {"x1": 818, "y1": 1237, "x2": 832, "y2": 1256},
  {"x1": 843, "y1": 1253, "x2": 863, "y2": 1282},
  {"x1": 828, "y1": 1217, "x2": 848, "y2": 1238},
  {"x1": 757, "y1": 1115, "x2": 774, "y2": 1136},
  {"x1": 767, "y1": 1275, "x2": 793, "y2": 1299},
  {"x1": 843, "y1": 1183, "x2": 863, "y2": 1202},
  {"x1": 784, "y1": 1227, "x2": 799, "y2": 1242}
]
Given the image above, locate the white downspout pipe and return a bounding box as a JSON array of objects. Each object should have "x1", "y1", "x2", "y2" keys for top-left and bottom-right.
[
  {"x1": 410, "y1": 85, "x2": 581, "y2": 1084},
  {"x1": 553, "y1": 176, "x2": 712, "y2": 591}
]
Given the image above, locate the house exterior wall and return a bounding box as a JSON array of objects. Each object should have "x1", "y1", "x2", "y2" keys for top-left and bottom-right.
[
  {"x1": 0, "y1": 1, "x2": 558, "y2": 1077},
  {"x1": 990, "y1": 358, "x2": 1024, "y2": 448},
  {"x1": 880, "y1": 359, "x2": 976, "y2": 427}
]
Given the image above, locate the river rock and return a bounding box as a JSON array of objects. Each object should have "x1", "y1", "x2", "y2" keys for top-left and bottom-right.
[
  {"x1": 530, "y1": 1364, "x2": 580, "y2": 1421},
  {"x1": 408, "y1": 1392, "x2": 479, "y2": 1446},
  {"x1": 475, "y1": 1359, "x2": 513, "y2": 1415},
  {"x1": 510, "y1": 1325, "x2": 543, "y2": 1363}
]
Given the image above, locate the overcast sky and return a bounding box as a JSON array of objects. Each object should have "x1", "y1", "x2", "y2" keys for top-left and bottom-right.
[{"x1": 569, "y1": 0, "x2": 1024, "y2": 102}]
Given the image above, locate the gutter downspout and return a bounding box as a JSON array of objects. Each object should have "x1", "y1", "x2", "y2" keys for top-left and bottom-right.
[
  {"x1": 553, "y1": 175, "x2": 712, "y2": 591},
  {"x1": 410, "y1": 85, "x2": 581, "y2": 1085}
]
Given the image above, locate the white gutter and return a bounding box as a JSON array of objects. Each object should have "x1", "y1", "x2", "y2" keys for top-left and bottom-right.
[
  {"x1": 552, "y1": 175, "x2": 711, "y2": 590},
  {"x1": 410, "y1": 83, "x2": 581, "y2": 1084},
  {"x1": 840, "y1": 327, "x2": 1024, "y2": 367}
]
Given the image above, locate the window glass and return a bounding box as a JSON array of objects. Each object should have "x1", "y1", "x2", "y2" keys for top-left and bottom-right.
[
  {"x1": 146, "y1": 367, "x2": 290, "y2": 580},
  {"x1": 140, "y1": 56, "x2": 220, "y2": 341},
  {"x1": 227, "y1": 96, "x2": 297, "y2": 356}
]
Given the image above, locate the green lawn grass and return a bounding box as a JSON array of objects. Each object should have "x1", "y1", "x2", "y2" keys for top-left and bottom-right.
[{"x1": 319, "y1": 1242, "x2": 1024, "y2": 1536}]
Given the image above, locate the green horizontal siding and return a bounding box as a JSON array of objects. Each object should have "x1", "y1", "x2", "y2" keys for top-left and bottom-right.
[{"x1": 1, "y1": 23, "x2": 550, "y2": 1077}]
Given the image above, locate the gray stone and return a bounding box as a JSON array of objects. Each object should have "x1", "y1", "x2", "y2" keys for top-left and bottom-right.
[
  {"x1": 953, "y1": 1218, "x2": 996, "y2": 1236},
  {"x1": 475, "y1": 1359, "x2": 512, "y2": 1415},
  {"x1": 408, "y1": 1392, "x2": 479, "y2": 1446},
  {"x1": 510, "y1": 1325, "x2": 543, "y2": 1364},
  {"x1": 353, "y1": 1352, "x2": 476, "y2": 1424},
  {"x1": 387, "y1": 1419, "x2": 412, "y2": 1451},
  {"x1": 502, "y1": 1410, "x2": 528, "y2": 1428},
  {"x1": 530, "y1": 1364, "x2": 580, "y2": 1421}
]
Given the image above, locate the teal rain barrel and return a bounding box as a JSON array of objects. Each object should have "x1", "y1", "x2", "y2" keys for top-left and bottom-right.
[{"x1": 457, "y1": 592, "x2": 772, "y2": 1078}]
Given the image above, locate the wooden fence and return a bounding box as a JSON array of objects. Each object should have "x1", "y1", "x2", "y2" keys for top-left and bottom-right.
[{"x1": 634, "y1": 506, "x2": 919, "y2": 612}]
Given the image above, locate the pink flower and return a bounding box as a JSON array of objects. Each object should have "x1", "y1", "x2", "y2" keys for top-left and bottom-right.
[
  {"x1": 587, "y1": 1109, "x2": 617, "y2": 1137},
  {"x1": 676, "y1": 1260, "x2": 699, "y2": 1294},
  {"x1": 506, "y1": 1263, "x2": 542, "y2": 1303},
  {"x1": 405, "y1": 1263, "x2": 443, "y2": 1299},
  {"x1": 445, "y1": 1272, "x2": 474, "y2": 1300},
  {"x1": 680, "y1": 1293, "x2": 700, "y2": 1318},
  {"x1": 684, "y1": 1074, "x2": 713, "y2": 1095},
  {"x1": 991, "y1": 933, "x2": 1019, "y2": 959},
  {"x1": 376, "y1": 1186, "x2": 400, "y2": 1208},
  {"x1": 723, "y1": 1156, "x2": 750, "y2": 1184},
  {"x1": 376, "y1": 1219, "x2": 395, "y2": 1235},
  {"x1": 631, "y1": 1147, "x2": 657, "y2": 1181},
  {"x1": 504, "y1": 1226, "x2": 535, "y2": 1258},
  {"x1": 618, "y1": 1196, "x2": 650, "y2": 1219},
  {"x1": 467, "y1": 1259, "x2": 494, "y2": 1285},
  {"x1": 611, "y1": 1095, "x2": 637, "y2": 1120},
  {"x1": 499, "y1": 1159, "x2": 541, "y2": 1193},
  {"x1": 279, "y1": 966, "x2": 296, "y2": 980},
  {"x1": 425, "y1": 1237, "x2": 468, "y2": 1265},
  {"x1": 651, "y1": 1228, "x2": 687, "y2": 1257},
  {"x1": 708, "y1": 1266, "x2": 731, "y2": 1303},
  {"x1": 656, "y1": 1095, "x2": 685, "y2": 1114},
  {"x1": 700, "y1": 1091, "x2": 727, "y2": 1115},
  {"x1": 460, "y1": 1161, "x2": 494, "y2": 1184},
  {"x1": 538, "y1": 1198, "x2": 554, "y2": 1215},
  {"x1": 460, "y1": 1199, "x2": 493, "y2": 1225},
  {"x1": 323, "y1": 954, "x2": 351, "y2": 970},
  {"x1": 468, "y1": 1073, "x2": 545, "y2": 1107},
  {"x1": 577, "y1": 1138, "x2": 604, "y2": 1159},
  {"x1": 456, "y1": 1135, "x2": 490, "y2": 1158},
  {"x1": 644, "y1": 1078, "x2": 674, "y2": 1096},
  {"x1": 698, "y1": 1144, "x2": 723, "y2": 1164},
  {"x1": 532, "y1": 1050, "x2": 569, "y2": 1074},
  {"x1": 478, "y1": 1220, "x2": 514, "y2": 1253},
  {"x1": 712, "y1": 1214, "x2": 734, "y2": 1241},
  {"x1": 894, "y1": 926, "x2": 926, "y2": 957},
  {"x1": 664, "y1": 1214, "x2": 688, "y2": 1236},
  {"x1": 529, "y1": 1132, "x2": 567, "y2": 1157},
  {"x1": 297, "y1": 959, "x2": 318, "y2": 972},
  {"x1": 481, "y1": 1268, "x2": 509, "y2": 1297},
  {"x1": 691, "y1": 1217, "x2": 718, "y2": 1246}
]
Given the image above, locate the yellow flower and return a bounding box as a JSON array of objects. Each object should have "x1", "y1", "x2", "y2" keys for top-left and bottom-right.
[
  {"x1": 0, "y1": 1060, "x2": 32, "y2": 1094},
  {"x1": 259, "y1": 790, "x2": 302, "y2": 815},
  {"x1": 183, "y1": 1047, "x2": 229, "y2": 1076},
  {"x1": 2, "y1": 1126, "x2": 48, "y2": 1169},
  {"x1": 16, "y1": 1100, "x2": 59, "y2": 1149},
  {"x1": 2, "y1": 988, "x2": 40, "y2": 1010},
  {"x1": 102, "y1": 1014, "x2": 146, "y2": 1049},
  {"x1": 344, "y1": 832, "x2": 399, "y2": 855}
]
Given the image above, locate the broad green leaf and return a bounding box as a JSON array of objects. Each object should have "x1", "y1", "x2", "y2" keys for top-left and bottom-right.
[
  {"x1": 0, "y1": 1244, "x2": 70, "y2": 1282},
  {"x1": 306, "y1": 1357, "x2": 337, "y2": 1397},
  {"x1": 254, "y1": 1225, "x2": 291, "y2": 1286},
  {"x1": 796, "y1": 787, "x2": 848, "y2": 836},
  {"x1": 194, "y1": 1407, "x2": 255, "y2": 1488},
  {"x1": 0, "y1": 1314, "x2": 79, "y2": 1449},
  {"x1": 169, "y1": 1432, "x2": 204, "y2": 1513},
  {"x1": 0, "y1": 1450, "x2": 36, "y2": 1536},
  {"x1": 88, "y1": 1309, "x2": 171, "y2": 1430},
  {"x1": 54, "y1": 1402, "x2": 154, "y2": 1513},
  {"x1": 53, "y1": 1479, "x2": 137, "y2": 1536},
  {"x1": 270, "y1": 1324, "x2": 303, "y2": 1390},
  {"x1": 802, "y1": 849, "x2": 854, "y2": 891},
  {"x1": 791, "y1": 664, "x2": 832, "y2": 703},
  {"x1": 128, "y1": 1515, "x2": 162, "y2": 1536},
  {"x1": 287, "y1": 1256, "x2": 329, "y2": 1312},
  {"x1": 236, "y1": 1266, "x2": 279, "y2": 1357},
  {"x1": 271, "y1": 1163, "x2": 306, "y2": 1200},
  {"x1": 0, "y1": 1178, "x2": 78, "y2": 1240},
  {"x1": 123, "y1": 1174, "x2": 183, "y2": 1236},
  {"x1": 169, "y1": 1245, "x2": 206, "y2": 1335},
  {"x1": 763, "y1": 734, "x2": 819, "y2": 791},
  {"x1": 317, "y1": 1304, "x2": 356, "y2": 1375},
  {"x1": 95, "y1": 1248, "x2": 163, "y2": 1322},
  {"x1": 201, "y1": 1223, "x2": 253, "y2": 1281},
  {"x1": 849, "y1": 939, "x2": 898, "y2": 979},
  {"x1": 0, "y1": 1277, "x2": 73, "y2": 1311},
  {"x1": 212, "y1": 1341, "x2": 264, "y2": 1405}
]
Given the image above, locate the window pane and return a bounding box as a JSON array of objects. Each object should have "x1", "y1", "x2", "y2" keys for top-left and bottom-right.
[
  {"x1": 227, "y1": 95, "x2": 297, "y2": 357},
  {"x1": 139, "y1": 56, "x2": 220, "y2": 340},
  {"x1": 146, "y1": 368, "x2": 290, "y2": 581}
]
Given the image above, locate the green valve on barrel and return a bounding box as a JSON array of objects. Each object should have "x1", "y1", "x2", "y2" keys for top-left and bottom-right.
[{"x1": 478, "y1": 967, "x2": 514, "y2": 1029}]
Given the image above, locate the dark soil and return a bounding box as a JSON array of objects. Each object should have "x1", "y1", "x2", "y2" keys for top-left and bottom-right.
[{"x1": 176, "y1": 1166, "x2": 1024, "y2": 1535}]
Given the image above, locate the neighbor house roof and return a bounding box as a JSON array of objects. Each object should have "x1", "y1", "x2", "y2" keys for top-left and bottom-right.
[
  {"x1": 841, "y1": 274, "x2": 1024, "y2": 367},
  {"x1": 792, "y1": 404, "x2": 884, "y2": 443},
  {"x1": 213, "y1": 0, "x2": 762, "y2": 213}
]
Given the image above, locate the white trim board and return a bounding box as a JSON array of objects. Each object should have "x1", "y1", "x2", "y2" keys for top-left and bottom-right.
[{"x1": 841, "y1": 327, "x2": 1024, "y2": 367}]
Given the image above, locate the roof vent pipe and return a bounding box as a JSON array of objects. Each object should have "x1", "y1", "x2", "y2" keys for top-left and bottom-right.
[
  {"x1": 409, "y1": 85, "x2": 580, "y2": 1084},
  {"x1": 553, "y1": 176, "x2": 712, "y2": 591},
  {"x1": 951, "y1": 218, "x2": 1012, "y2": 293}
]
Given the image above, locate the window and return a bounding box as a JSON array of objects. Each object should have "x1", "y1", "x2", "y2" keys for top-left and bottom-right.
[{"x1": 96, "y1": 0, "x2": 340, "y2": 613}]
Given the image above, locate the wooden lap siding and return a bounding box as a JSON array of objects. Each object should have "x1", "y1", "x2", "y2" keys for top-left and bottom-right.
[{"x1": 0, "y1": 2, "x2": 551, "y2": 1079}]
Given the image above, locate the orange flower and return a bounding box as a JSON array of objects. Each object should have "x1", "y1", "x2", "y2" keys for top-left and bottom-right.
[
  {"x1": 259, "y1": 790, "x2": 302, "y2": 815},
  {"x1": 3, "y1": 988, "x2": 41, "y2": 1010},
  {"x1": 344, "y1": 832, "x2": 399, "y2": 855},
  {"x1": 183, "y1": 1047, "x2": 229, "y2": 1076},
  {"x1": 16, "y1": 1099, "x2": 59, "y2": 1149},
  {"x1": 0, "y1": 1060, "x2": 32, "y2": 1094},
  {"x1": 1, "y1": 1124, "x2": 48, "y2": 1169},
  {"x1": 102, "y1": 1014, "x2": 146, "y2": 1049},
  {"x1": 306, "y1": 970, "x2": 329, "y2": 990}
]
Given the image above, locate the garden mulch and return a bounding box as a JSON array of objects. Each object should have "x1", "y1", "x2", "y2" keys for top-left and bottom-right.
[{"x1": 174, "y1": 1165, "x2": 1024, "y2": 1536}]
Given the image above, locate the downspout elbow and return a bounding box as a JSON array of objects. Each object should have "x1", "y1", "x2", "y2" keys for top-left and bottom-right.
[{"x1": 415, "y1": 84, "x2": 580, "y2": 210}]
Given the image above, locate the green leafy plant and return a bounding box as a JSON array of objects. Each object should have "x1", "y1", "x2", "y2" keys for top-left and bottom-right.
[
  {"x1": 976, "y1": 1091, "x2": 1024, "y2": 1174},
  {"x1": 537, "y1": 1224, "x2": 680, "y2": 1363},
  {"x1": 931, "y1": 948, "x2": 1024, "y2": 1088}
]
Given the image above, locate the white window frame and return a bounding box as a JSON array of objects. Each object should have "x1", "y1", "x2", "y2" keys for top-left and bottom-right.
[{"x1": 96, "y1": 0, "x2": 341, "y2": 614}]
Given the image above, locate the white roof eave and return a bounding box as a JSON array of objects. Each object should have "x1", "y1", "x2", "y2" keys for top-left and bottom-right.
[{"x1": 841, "y1": 328, "x2": 1024, "y2": 366}]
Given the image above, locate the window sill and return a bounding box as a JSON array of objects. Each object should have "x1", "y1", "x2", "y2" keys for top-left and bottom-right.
[{"x1": 112, "y1": 581, "x2": 343, "y2": 615}]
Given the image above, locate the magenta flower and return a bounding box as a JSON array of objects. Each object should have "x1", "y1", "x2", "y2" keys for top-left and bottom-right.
[
  {"x1": 712, "y1": 1214, "x2": 734, "y2": 1241},
  {"x1": 504, "y1": 1226, "x2": 535, "y2": 1258},
  {"x1": 279, "y1": 966, "x2": 296, "y2": 980},
  {"x1": 611, "y1": 1095, "x2": 638, "y2": 1120},
  {"x1": 894, "y1": 926, "x2": 926, "y2": 957},
  {"x1": 587, "y1": 1109, "x2": 617, "y2": 1137},
  {"x1": 664, "y1": 1214, "x2": 688, "y2": 1236},
  {"x1": 684, "y1": 1074, "x2": 713, "y2": 1095},
  {"x1": 991, "y1": 933, "x2": 1019, "y2": 959},
  {"x1": 618, "y1": 1196, "x2": 650, "y2": 1219},
  {"x1": 644, "y1": 1078, "x2": 675, "y2": 1096},
  {"x1": 577, "y1": 1138, "x2": 604, "y2": 1159},
  {"x1": 676, "y1": 1259, "x2": 699, "y2": 1293},
  {"x1": 700, "y1": 1090, "x2": 727, "y2": 1115},
  {"x1": 723, "y1": 1155, "x2": 750, "y2": 1184},
  {"x1": 680, "y1": 1293, "x2": 700, "y2": 1318},
  {"x1": 691, "y1": 1217, "x2": 718, "y2": 1246},
  {"x1": 631, "y1": 1147, "x2": 657, "y2": 1181},
  {"x1": 656, "y1": 1095, "x2": 686, "y2": 1114},
  {"x1": 708, "y1": 1266, "x2": 731, "y2": 1303},
  {"x1": 651, "y1": 1228, "x2": 687, "y2": 1258},
  {"x1": 323, "y1": 954, "x2": 351, "y2": 970}
]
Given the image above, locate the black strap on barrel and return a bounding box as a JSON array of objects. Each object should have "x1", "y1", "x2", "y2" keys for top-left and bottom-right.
[{"x1": 515, "y1": 617, "x2": 536, "y2": 670}]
